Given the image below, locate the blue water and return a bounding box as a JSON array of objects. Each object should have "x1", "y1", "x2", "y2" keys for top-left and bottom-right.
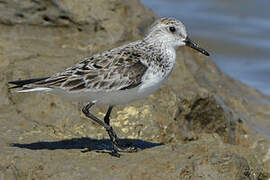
[{"x1": 141, "y1": 0, "x2": 270, "y2": 95}]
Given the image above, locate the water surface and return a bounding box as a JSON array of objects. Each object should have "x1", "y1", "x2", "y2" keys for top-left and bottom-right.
[{"x1": 141, "y1": 0, "x2": 270, "y2": 95}]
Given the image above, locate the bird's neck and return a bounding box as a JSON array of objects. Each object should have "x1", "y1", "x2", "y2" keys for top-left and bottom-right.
[
  {"x1": 140, "y1": 38, "x2": 176, "y2": 76},
  {"x1": 142, "y1": 37, "x2": 176, "y2": 63}
]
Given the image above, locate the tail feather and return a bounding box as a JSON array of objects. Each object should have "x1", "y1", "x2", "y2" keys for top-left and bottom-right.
[{"x1": 8, "y1": 77, "x2": 49, "y2": 89}]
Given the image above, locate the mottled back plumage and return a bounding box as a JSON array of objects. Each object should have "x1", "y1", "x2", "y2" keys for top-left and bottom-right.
[{"x1": 32, "y1": 44, "x2": 149, "y2": 92}]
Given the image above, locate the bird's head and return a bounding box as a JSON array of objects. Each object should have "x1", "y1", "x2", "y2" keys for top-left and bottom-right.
[{"x1": 146, "y1": 17, "x2": 209, "y2": 56}]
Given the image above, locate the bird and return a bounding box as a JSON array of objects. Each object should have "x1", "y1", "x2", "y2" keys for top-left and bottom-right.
[{"x1": 8, "y1": 17, "x2": 210, "y2": 157}]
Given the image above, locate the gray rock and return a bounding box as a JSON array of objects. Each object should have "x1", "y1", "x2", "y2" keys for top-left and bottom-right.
[
  {"x1": 0, "y1": 0, "x2": 269, "y2": 179},
  {"x1": 0, "y1": 135, "x2": 266, "y2": 180}
]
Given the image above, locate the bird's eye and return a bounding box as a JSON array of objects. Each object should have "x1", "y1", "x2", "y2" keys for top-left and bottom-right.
[{"x1": 169, "y1": 26, "x2": 176, "y2": 33}]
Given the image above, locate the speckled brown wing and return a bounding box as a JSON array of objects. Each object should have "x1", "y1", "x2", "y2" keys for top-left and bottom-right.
[{"x1": 32, "y1": 47, "x2": 148, "y2": 92}]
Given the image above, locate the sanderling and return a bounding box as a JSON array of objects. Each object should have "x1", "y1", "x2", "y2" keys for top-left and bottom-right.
[{"x1": 9, "y1": 17, "x2": 209, "y2": 157}]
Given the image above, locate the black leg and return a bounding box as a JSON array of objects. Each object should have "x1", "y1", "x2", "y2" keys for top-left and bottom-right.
[
  {"x1": 82, "y1": 102, "x2": 120, "y2": 157},
  {"x1": 82, "y1": 103, "x2": 110, "y2": 129},
  {"x1": 82, "y1": 102, "x2": 137, "y2": 157},
  {"x1": 104, "y1": 106, "x2": 130, "y2": 155},
  {"x1": 104, "y1": 106, "x2": 113, "y2": 125},
  {"x1": 104, "y1": 106, "x2": 138, "y2": 153}
]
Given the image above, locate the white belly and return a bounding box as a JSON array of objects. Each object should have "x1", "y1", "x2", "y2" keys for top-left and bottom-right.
[
  {"x1": 51, "y1": 78, "x2": 163, "y2": 105},
  {"x1": 50, "y1": 69, "x2": 171, "y2": 105}
]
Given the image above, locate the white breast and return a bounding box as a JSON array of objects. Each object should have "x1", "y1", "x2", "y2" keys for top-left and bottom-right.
[{"x1": 137, "y1": 47, "x2": 176, "y2": 99}]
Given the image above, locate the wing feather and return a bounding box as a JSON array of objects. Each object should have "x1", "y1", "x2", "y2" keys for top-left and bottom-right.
[{"x1": 27, "y1": 44, "x2": 148, "y2": 92}]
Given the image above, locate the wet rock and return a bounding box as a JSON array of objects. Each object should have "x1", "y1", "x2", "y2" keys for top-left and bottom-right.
[{"x1": 0, "y1": 0, "x2": 269, "y2": 179}]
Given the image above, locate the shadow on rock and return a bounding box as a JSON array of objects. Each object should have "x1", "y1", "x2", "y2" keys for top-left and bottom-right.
[{"x1": 10, "y1": 137, "x2": 164, "y2": 152}]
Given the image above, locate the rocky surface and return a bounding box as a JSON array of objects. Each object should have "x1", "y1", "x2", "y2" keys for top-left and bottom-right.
[
  {"x1": 0, "y1": 0, "x2": 269, "y2": 179},
  {"x1": 0, "y1": 135, "x2": 266, "y2": 180}
]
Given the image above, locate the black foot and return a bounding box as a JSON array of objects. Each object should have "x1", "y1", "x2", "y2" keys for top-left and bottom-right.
[
  {"x1": 110, "y1": 148, "x2": 121, "y2": 158},
  {"x1": 109, "y1": 143, "x2": 138, "y2": 157},
  {"x1": 118, "y1": 145, "x2": 138, "y2": 153},
  {"x1": 106, "y1": 127, "x2": 139, "y2": 156}
]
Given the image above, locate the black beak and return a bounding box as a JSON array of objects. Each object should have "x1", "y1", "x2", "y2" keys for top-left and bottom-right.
[{"x1": 184, "y1": 37, "x2": 210, "y2": 56}]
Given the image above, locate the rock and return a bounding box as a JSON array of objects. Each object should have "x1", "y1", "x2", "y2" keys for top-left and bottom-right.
[
  {"x1": 0, "y1": 0, "x2": 269, "y2": 179},
  {"x1": 0, "y1": 135, "x2": 266, "y2": 180}
]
